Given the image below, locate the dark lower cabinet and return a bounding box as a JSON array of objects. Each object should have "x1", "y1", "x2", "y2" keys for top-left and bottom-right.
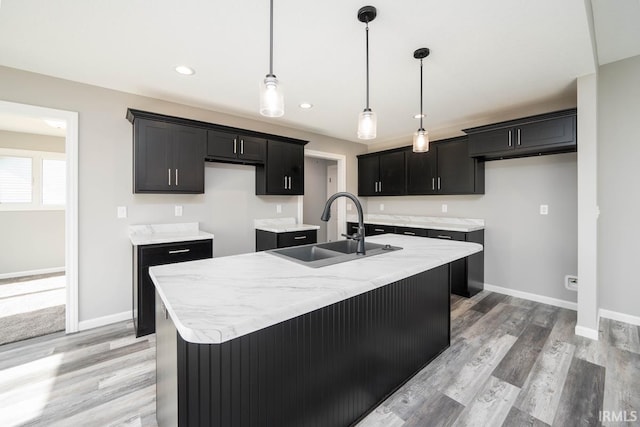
[
  {"x1": 156, "y1": 265, "x2": 451, "y2": 427},
  {"x1": 133, "y1": 239, "x2": 212, "y2": 337},
  {"x1": 366, "y1": 223, "x2": 397, "y2": 236},
  {"x1": 255, "y1": 229, "x2": 318, "y2": 251}
]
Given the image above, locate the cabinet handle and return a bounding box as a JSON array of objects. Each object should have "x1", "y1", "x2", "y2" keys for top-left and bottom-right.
[
  {"x1": 374, "y1": 182, "x2": 378, "y2": 192},
  {"x1": 508, "y1": 130, "x2": 512, "y2": 147},
  {"x1": 168, "y1": 249, "x2": 191, "y2": 254},
  {"x1": 233, "y1": 138, "x2": 237, "y2": 154},
  {"x1": 175, "y1": 169, "x2": 178, "y2": 186},
  {"x1": 288, "y1": 176, "x2": 292, "y2": 190},
  {"x1": 404, "y1": 231, "x2": 416, "y2": 236},
  {"x1": 374, "y1": 228, "x2": 385, "y2": 232},
  {"x1": 168, "y1": 169, "x2": 171, "y2": 186},
  {"x1": 293, "y1": 236, "x2": 307, "y2": 240},
  {"x1": 437, "y1": 177, "x2": 441, "y2": 190},
  {"x1": 436, "y1": 235, "x2": 452, "y2": 239},
  {"x1": 517, "y1": 128, "x2": 521, "y2": 146},
  {"x1": 240, "y1": 139, "x2": 244, "y2": 154},
  {"x1": 284, "y1": 176, "x2": 287, "y2": 189},
  {"x1": 432, "y1": 178, "x2": 435, "y2": 191},
  {"x1": 379, "y1": 181, "x2": 382, "y2": 192}
]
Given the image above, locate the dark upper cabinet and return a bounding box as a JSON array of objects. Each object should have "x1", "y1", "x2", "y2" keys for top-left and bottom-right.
[
  {"x1": 256, "y1": 139, "x2": 305, "y2": 195},
  {"x1": 465, "y1": 109, "x2": 577, "y2": 160},
  {"x1": 207, "y1": 130, "x2": 266, "y2": 164},
  {"x1": 406, "y1": 137, "x2": 484, "y2": 195},
  {"x1": 133, "y1": 118, "x2": 206, "y2": 194},
  {"x1": 358, "y1": 150, "x2": 405, "y2": 196}
]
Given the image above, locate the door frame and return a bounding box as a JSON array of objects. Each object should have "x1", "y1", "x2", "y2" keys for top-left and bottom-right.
[
  {"x1": 0, "y1": 100, "x2": 79, "y2": 333},
  {"x1": 301, "y1": 149, "x2": 347, "y2": 239}
]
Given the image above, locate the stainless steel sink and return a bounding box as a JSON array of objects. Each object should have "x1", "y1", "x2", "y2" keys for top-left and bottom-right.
[{"x1": 268, "y1": 240, "x2": 402, "y2": 268}]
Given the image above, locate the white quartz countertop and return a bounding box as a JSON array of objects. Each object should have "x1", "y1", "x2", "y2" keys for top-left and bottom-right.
[
  {"x1": 347, "y1": 214, "x2": 485, "y2": 232},
  {"x1": 150, "y1": 234, "x2": 482, "y2": 344},
  {"x1": 254, "y1": 217, "x2": 320, "y2": 233},
  {"x1": 128, "y1": 222, "x2": 214, "y2": 246}
]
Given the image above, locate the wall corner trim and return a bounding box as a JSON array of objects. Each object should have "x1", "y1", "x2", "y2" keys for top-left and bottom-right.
[
  {"x1": 599, "y1": 308, "x2": 640, "y2": 327},
  {"x1": 575, "y1": 325, "x2": 599, "y2": 341},
  {"x1": 78, "y1": 310, "x2": 131, "y2": 332},
  {"x1": 483, "y1": 283, "x2": 578, "y2": 311}
]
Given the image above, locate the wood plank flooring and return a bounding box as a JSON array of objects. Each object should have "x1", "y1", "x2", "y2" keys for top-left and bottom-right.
[{"x1": 0, "y1": 291, "x2": 639, "y2": 426}]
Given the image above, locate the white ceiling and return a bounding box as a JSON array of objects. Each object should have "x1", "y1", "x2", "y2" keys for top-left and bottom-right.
[
  {"x1": 0, "y1": 112, "x2": 66, "y2": 137},
  {"x1": 0, "y1": 0, "x2": 634, "y2": 144}
]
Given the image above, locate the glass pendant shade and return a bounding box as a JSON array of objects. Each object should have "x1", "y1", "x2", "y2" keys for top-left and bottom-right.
[
  {"x1": 357, "y1": 109, "x2": 377, "y2": 140},
  {"x1": 260, "y1": 75, "x2": 284, "y2": 117},
  {"x1": 413, "y1": 128, "x2": 429, "y2": 152}
]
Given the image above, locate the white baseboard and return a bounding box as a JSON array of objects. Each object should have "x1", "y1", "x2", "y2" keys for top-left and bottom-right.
[
  {"x1": 78, "y1": 310, "x2": 131, "y2": 331},
  {"x1": 599, "y1": 308, "x2": 640, "y2": 327},
  {"x1": 0, "y1": 266, "x2": 65, "y2": 280},
  {"x1": 575, "y1": 325, "x2": 599, "y2": 340},
  {"x1": 483, "y1": 283, "x2": 578, "y2": 311}
]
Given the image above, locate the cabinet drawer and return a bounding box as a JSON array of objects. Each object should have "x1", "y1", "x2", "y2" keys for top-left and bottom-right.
[
  {"x1": 366, "y1": 224, "x2": 396, "y2": 236},
  {"x1": 427, "y1": 230, "x2": 466, "y2": 242},
  {"x1": 140, "y1": 240, "x2": 213, "y2": 266},
  {"x1": 395, "y1": 226, "x2": 428, "y2": 237},
  {"x1": 346, "y1": 222, "x2": 360, "y2": 235},
  {"x1": 277, "y1": 230, "x2": 317, "y2": 248}
]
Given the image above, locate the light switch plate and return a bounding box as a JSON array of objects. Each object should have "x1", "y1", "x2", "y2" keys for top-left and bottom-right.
[
  {"x1": 117, "y1": 206, "x2": 127, "y2": 219},
  {"x1": 276, "y1": 204, "x2": 282, "y2": 214},
  {"x1": 347, "y1": 204, "x2": 352, "y2": 211},
  {"x1": 442, "y1": 204, "x2": 448, "y2": 213},
  {"x1": 380, "y1": 203, "x2": 385, "y2": 211},
  {"x1": 540, "y1": 204, "x2": 549, "y2": 215},
  {"x1": 175, "y1": 205, "x2": 183, "y2": 217}
]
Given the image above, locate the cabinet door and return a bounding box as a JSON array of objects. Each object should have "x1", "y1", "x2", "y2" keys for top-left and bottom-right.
[
  {"x1": 285, "y1": 143, "x2": 304, "y2": 195},
  {"x1": 406, "y1": 149, "x2": 437, "y2": 194},
  {"x1": 378, "y1": 151, "x2": 405, "y2": 195},
  {"x1": 172, "y1": 125, "x2": 206, "y2": 193},
  {"x1": 238, "y1": 135, "x2": 266, "y2": 163},
  {"x1": 358, "y1": 155, "x2": 379, "y2": 196},
  {"x1": 134, "y1": 119, "x2": 172, "y2": 192},
  {"x1": 467, "y1": 127, "x2": 514, "y2": 157},
  {"x1": 436, "y1": 138, "x2": 476, "y2": 194},
  {"x1": 264, "y1": 140, "x2": 288, "y2": 193},
  {"x1": 207, "y1": 130, "x2": 238, "y2": 161},
  {"x1": 517, "y1": 116, "x2": 576, "y2": 150}
]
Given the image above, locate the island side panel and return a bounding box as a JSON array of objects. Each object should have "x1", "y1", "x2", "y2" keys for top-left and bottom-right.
[
  {"x1": 466, "y1": 229, "x2": 485, "y2": 296},
  {"x1": 173, "y1": 264, "x2": 450, "y2": 427},
  {"x1": 155, "y1": 291, "x2": 178, "y2": 426}
]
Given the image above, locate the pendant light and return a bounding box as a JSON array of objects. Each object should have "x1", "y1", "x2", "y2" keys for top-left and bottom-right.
[
  {"x1": 357, "y1": 6, "x2": 377, "y2": 140},
  {"x1": 413, "y1": 47, "x2": 430, "y2": 152},
  {"x1": 260, "y1": 0, "x2": 284, "y2": 117}
]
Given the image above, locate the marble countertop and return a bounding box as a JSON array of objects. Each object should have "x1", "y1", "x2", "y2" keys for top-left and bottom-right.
[
  {"x1": 149, "y1": 234, "x2": 482, "y2": 344},
  {"x1": 128, "y1": 222, "x2": 214, "y2": 246},
  {"x1": 254, "y1": 217, "x2": 320, "y2": 233},
  {"x1": 346, "y1": 214, "x2": 485, "y2": 232}
]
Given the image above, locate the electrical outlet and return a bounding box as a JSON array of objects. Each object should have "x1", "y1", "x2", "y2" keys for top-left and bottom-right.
[
  {"x1": 175, "y1": 205, "x2": 183, "y2": 217},
  {"x1": 347, "y1": 204, "x2": 352, "y2": 211},
  {"x1": 565, "y1": 275, "x2": 578, "y2": 291},
  {"x1": 380, "y1": 203, "x2": 385, "y2": 211},
  {"x1": 276, "y1": 204, "x2": 282, "y2": 214},
  {"x1": 442, "y1": 204, "x2": 448, "y2": 213},
  {"x1": 117, "y1": 206, "x2": 127, "y2": 219},
  {"x1": 540, "y1": 204, "x2": 549, "y2": 215}
]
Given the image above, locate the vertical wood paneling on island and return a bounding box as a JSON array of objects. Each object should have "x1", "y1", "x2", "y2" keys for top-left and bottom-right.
[{"x1": 174, "y1": 264, "x2": 450, "y2": 427}]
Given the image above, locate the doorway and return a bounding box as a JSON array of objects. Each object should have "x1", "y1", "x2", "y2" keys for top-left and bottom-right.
[{"x1": 0, "y1": 100, "x2": 79, "y2": 336}]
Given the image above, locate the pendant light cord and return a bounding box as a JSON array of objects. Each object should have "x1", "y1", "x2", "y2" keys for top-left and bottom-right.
[
  {"x1": 419, "y1": 58, "x2": 423, "y2": 129},
  {"x1": 269, "y1": 0, "x2": 274, "y2": 75},
  {"x1": 365, "y1": 22, "x2": 370, "y2": 110}
]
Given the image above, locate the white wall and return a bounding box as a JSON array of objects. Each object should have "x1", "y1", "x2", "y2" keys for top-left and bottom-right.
[
  {"x1": 364, "y1": 153, "x2": 579, "y2": 303},
  {"x1": 597, "y1": 55, "x2": 640, "y2": 318},
  {"x1": 0, "y1": 131, "x2": 66, "y2": 274},
  {"x1": 0, "y1": 65, "x2": 367, "y2": 323},
  {"x1": 303, "y1": 157, "x2": 333, "y2": 242}
]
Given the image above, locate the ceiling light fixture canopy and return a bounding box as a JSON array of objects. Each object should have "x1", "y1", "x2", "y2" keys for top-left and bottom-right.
[
  {"x1": 260, "y1": 0, "x2": 284, "y2": 117},
  {"x1": 357, "y1": 5, "x2": 377, "y2": 140},
  {"x1": 413, "y1": 47, "x2": 430, "y2": 153}
]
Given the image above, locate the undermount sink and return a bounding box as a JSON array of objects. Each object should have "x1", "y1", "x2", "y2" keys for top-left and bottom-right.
[{"x1": 268, "y1": 240, "x2": 402, "y2": 268}]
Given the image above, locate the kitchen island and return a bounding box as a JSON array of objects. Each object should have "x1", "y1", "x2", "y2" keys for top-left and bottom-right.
[{"x1": 150, "y1": 234, "x2": 482, "y2": 426}]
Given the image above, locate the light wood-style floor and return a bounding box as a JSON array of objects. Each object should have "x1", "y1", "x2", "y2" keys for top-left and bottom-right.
[{"x1": 1, "y1": 291, "x2": 639, "y2": 426}]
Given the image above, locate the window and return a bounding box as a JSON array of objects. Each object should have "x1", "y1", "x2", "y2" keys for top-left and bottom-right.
[{"x1": 0, "y1": 148, "x2": 65, "y2": 211}]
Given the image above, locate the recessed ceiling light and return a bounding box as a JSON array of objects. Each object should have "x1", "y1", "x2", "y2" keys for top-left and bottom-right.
[
  {"x1": 44, "y1": 119, "x2": 66, "y2": 129},
  {"x1": 175, "y1": 65, "x2": 195, "y2": 75},
  {"x1": 299, "y1": 103, "x2": 313, "y2": 109},
  {"x1": 414, "y1": 114, "x2": 425, "y2": 119}
]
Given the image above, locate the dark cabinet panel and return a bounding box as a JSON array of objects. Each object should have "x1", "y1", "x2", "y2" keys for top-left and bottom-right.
[
  {"x1": 366, "y1": 224, "x2": 396, "y2": 236},
  {"x1": 256, "y1": 140, "x2": 305, "y2": 195},
  {"x1": 255, "y1": 229, "x2": 318, "y2": 251},
  {"x1": 406, "y1": 149, "x2": 437, "y2": 194},
  {"x1": 207, "y1": 130, "x2": 266, "y2": 164},
  {"x1": 134, "y1": 239, "x2": 212, "y2": 337},
  {"x1": 133, "y1": 118, "x2": 206, "y2": 194},
  {"x1": 465, "y1": 109, "x2": 577, "y2": 160},
  {"x1": 395, "y1": 226, "x2": 428, "y2": 237},
  {"x1": 357, "y1": 150, "x2": 405, "y2": 196}
]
